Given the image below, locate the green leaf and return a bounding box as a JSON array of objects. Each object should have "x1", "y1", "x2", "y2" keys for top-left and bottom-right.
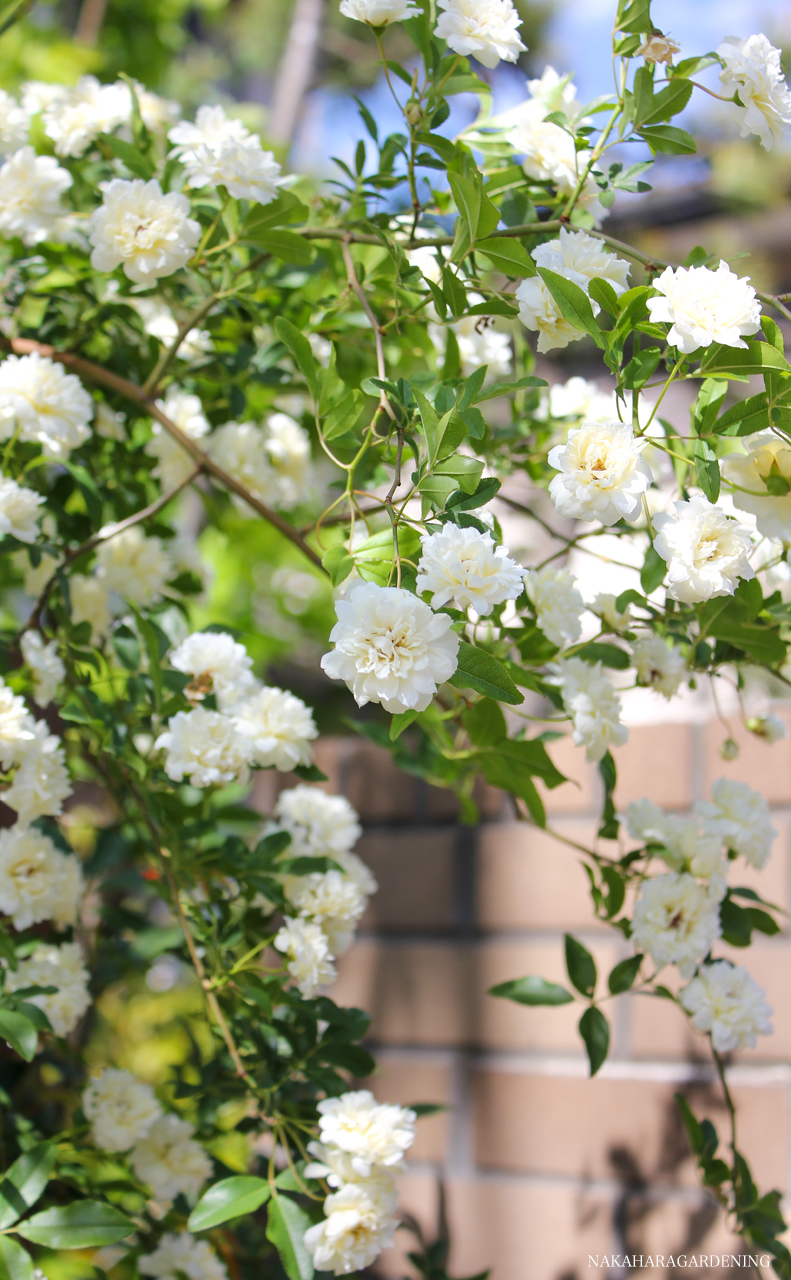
[
  {"x1": 414, "y1": 389, "x2": 453, "y2": 467},
  {"x1": 700, "y1": 339, "x2": 790, "y2": 379},
  {"x1": 249, "y1": 230, "x2": 316, "y2": 266},
  {"x1": 693, "y1": 378, "x2": 728, "y2": 437},
  {"x1": 719, "y1": 897, "x2": 753, "y2": 947},
  {"x1": 188, "y1": 1177, "x2": 271, "y2": 1232},
  {"x1": 675, "y1": 1093, "x2": 704, "y2": 1155},
  {"x1": 15, "y1": 1201, "x2": 135, "y2": 1249},
  {"x1": 239, "y1": 191, "x2": 308, "y2": 237},
  {"x1": 390, "y1": 710, "x2": 418, "y2": 741},
  {"x1": 708, "y1": 620, "x2": 785, "y2": 664},
  {"x1": 634, "y1": 79, "x2": 692, "y2": 127},
  {"x1": 475, "y1": 237, "x2": 535, "y2": 276},
  {"x1": 0, "y1": 1144, "x2": 56, "y2": 1230},
  {"x1": 474, "y1": 375, "x2": 546, "y2": 404},
  {"x1": 579, "y1": 1006, "x2": 610, "y2": 1076},
  {"x1": 537, "y1": 268, "x2": 605, "y2": 349},
  {"x1": 694, "y1": 438, "x2": 721, "y2": 502},
  {"x1": 712, "y1": 392, "x2": 771, "y2": 437},
  {"x1": 448, "y1": 642, "x2": 524, "y2": 704},
  {"x1": 265, "y1": 1193, "x2": 314, "y2": 1280},
  {"x1": 274, "y1": 318, "x2": 319, "y2": 398},
  {"x1": 615, "y1": 0, "x2": 651, "y2": 33},
  {"x1": 588, "y1": 277, "x2": 620, "y2": 318},
  {"x1": 321, "y1": 544, "x2": 354, "y2": 586},
  {"x1": 462, "y1": 698, "x2": 506, "y2": 747},
  {"x1": 638, "y1": 125, "x2": 696, "y2": 155},
  {"x1": 641, "y1": 544, "x2": 666, "y2": 594},
  {"x1": 565, "y1": 934, "x2": 596, "y2": 998},
  {"x1": 489, "y1": 976, "x2": 574, "y2": 1006},
  {"x1": 0, "y1": 1236, "x2": 32, "y2": 1280},
  {"x1": 0, "y1": 1010, "x2": 38, "y2": 1062},
  {"x1": 0, "y1": 0, "x2": 34, "y2": 39},
  {"x1": 608, "y1": 954, "x2": 643, "y2": 994},
  {"x1": 575, "y1": 642, "x2": 630, "y2": 669},
  {"x1": 430, "y1": 454, "x2": 484, "y2": 494},
  {"x1": 97, "y1": 133, "x2": 155, "y2": 178}
]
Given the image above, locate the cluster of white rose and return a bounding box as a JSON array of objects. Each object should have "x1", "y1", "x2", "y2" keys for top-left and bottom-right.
[
  {"x1": 624, "y1": 782, "x2": 776, "y2": 1052},
  {"x1": 82, "y1": 1067, "x2": 211, "y2": 1204},
  {"x1": 304, "y1": 1089, "x2": 416, "y2": 1274},
  {"x1": 272, "y1": 786, "x2": 376, "y2": 996}
]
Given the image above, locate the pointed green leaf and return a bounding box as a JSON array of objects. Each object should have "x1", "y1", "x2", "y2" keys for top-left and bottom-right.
[
  {"x1": 390, "y1": 710, "x2": 418, "y2": 741},
  {"x1": 0, "y1": 1010, "x2": 38, "y2": 1063},
  {"x1": 15, "y1": 1201, "x2": 135, "y2": 1249},
  {"x1": 475, "y1": 237, "x2": 535, "y2": 276},
  {"x1": 694, "y1": 438, "x2": 720, "y2": 502},
  {"x1": 489, "y1": 976, "x2": 574, "y2": 1006},
  {"x1": 188, "y1": 1177, "x2": 271, "y2": 1232},
  {"x1": 565, "y1": 934, "x2": 596, "y2": 997},
  {"x1": 641, "y1": 544, "x2": 666, "y2": 594},
  {"x1": 449, "y1": 642, "x2": 524, "y2": 704},
  {"x1": 0, "y1": 1143, "x2": 56, "y2": 1230},
  {"x1": 274, "y1": 318, "x2": 319, "y2": 398},
  {"x1": 321, "y1": 545, "x2": 354, "y2": 587},
  {"x1": 579, "y1": 1006, "x2": 610, "y2": 1076},
  {"x1": 537, "y1": 268, "x2": 605, "y2": 349},
  {"x1": 608, "y1": 954, "x2": 643, "y2": 995},
  {"x1": 0, "y1": 1236, "x2": 32, "y2": 1280},
  {"x1": 265, "y1": 1193, "x2": 314, "y2": 1280}
]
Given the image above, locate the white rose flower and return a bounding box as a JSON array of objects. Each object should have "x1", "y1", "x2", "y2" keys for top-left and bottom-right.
[
  {"x1": 646, "y1": 261, "x2": 761, "y2": 354},
  {"x1": 542, "y1": 377, "x2": 615, "y2": 423},
  {"x1": 321, "y1": 582, "x2": 459, "y2": 714},
  {"x1": 140, "y1": 1234, "x2": 227, "y2": 1280},
  {"x1": 721, "y1": 432, "x2": 791, "y2": 539},
  {"x1": 20, "y1": 82, "x2": 68, "y2": 117},
  {"x1": 273, "y1": 786, "x2": 364, "y2": 862},
  {"x1": 0, "y1": 475, "x2": 44, "y2": 543},
  {"x1": 652, "y1": 496, "x2": 754, "y2": 604},
  {"x1": 317, "y1": 1090, "x2": 416, "y2": 1174},
  {"x1": 283, "y1": 869, "x2": 367, "y2": 956},
  {"x1": 123, "y1": 296, "x2": 211, "y2": 361},
  {"x1": 695, "y1": 778, "x2": 776, "y2": 869},
  {"x1": 429, "y1": 301, "x2": 512, "y2": 382},
  {"x1": 680, "y1": 961, "x2": 773, "y2": 1052},
  {"x1": 134, "y1": 88, "x2": 181, "y2": 135},
  {"x1": 5, "y1": 941, "x2": 91, "y2": 1036},
  {"x1": 232, "y1": 686, "x2": 318, "y2": 771},
  {"x1": 89, "y1": 179, "x2": 201, "y2": 287},
  {"x1": 154, "y1": 707, "x2": 253, "y2": 788},
  {"x1": 5, "y1": 720, "x2": 72, "y2": 825},
  {"x1": 339, "y1": 0, "x2": 420, "y2": 24},
  {"x1": 0, "y1": 91, "x2": 30, "y2": 157},
  {"x1": 0, "y1": 147, "x2": 72, "y2": 247},
  {"x1": 631, "y1": 872, "x2": 722, "y2": 977},
  {"x1": 304, "y1": 1180, "x2": 398, "y2": 1277},
  {"x1": 96, "y1": 527, "x2": 172, "y2": 607},
  {"x1": 523, "y1": 565, "x2": 584, "y2": 648},
  {"x1": 0, "y1": 353, "x2": 93, "y2": 457},
  {"x1": 434, "y1": 0, "x2": 526, "y2": 68},
  {"x1": 637, "y1": 33, "x2": 681, "y2": 64},
  {"x1": 82, "y1": 1068, "x2": 162, "y2": 1152},
  {"x1": 0, "y1": 677, "x2": 35, "y2": 769},
  {"x1": 42, "y1": 76, "x2": 130, "y2": 157},
  {"x1": 508, "y1": 120, "x2": 607, "y2": 224},
  {"x1": 0, "y1": 825, "x2": 82, "y2": 930},
  {"x1": 718, "y1": 34, "x2": 791, "y2": 150},
  {"x1": 626, "y1": 801, "x2": 726, "y2": 893},
  {"x1": 169, "y1": 105, "x2": 286, "y2": 205},
  {"x1": 516, "y1": 229, "x2": 630, "y2": 352},
  {"x1": 169, "y1": 631, "x2": 256, "y2": 708},
  {"x1": 747, "y1": 714, "x2": 786, "y2": 744},
  {"x1": 591, "y1": 592, "x2": 632, "y2": 633},
  {"x1": 547, "y1": 419, "x2": 652, "y2": 525},
  {"x1": 552, "y1": 656, "x2": 628, "y2": 763},
  {"x1": 94, "y1": 402, "x2": 126, "y2": 441},
  {"x1": 264, "y1": 413, "x2": 311, "y2": 509},
  {"x1": 305, "y1": 1141, "x2": 398, "y2": 1190},
  {"x1": 70, "y1": 574, "x2": 112, "y2": 641},
  {"x1": 21, "y1": 631, "x2": 65, "y2": 706},
  {"x1": 130, "y1": 1113, "x2": 211, "y2": 1204},
  {"x1": 146, "y1": 388, "x2": 209, "y2": 490},
  {"x1": 514, "y1": 275, "x2": 581, "y2": 353},
  {"x1": 416, "y1": 526, "x2": 523, "y2": 616},
  {"x1": 207, "y1": 421, "x2": 280, "y2": 510},
  {"x1": 631, "y1": 633, "x2": 686, "y2": 700},
  {"x1": 274, "y1": 916, "x2": 337, "y2": 996}
]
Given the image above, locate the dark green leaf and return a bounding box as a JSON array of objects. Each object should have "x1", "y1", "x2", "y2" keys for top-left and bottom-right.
[
  {"x1": 462, "y1": 698, "x2": 506, "y2": 747},
  {"x1": 641, "y1": 545, "x2": 666, "y2": 594},
  {"x1": 638, "y1": 125, "x2": 696, "y2": 154},
  {"x1": 390, "y1": 710, "x2": 418, "y2": 741},
  {"x1": 0, "y1": 1236, "x2": 32, "y2": 1280},
  {"x1": 565, "y1": 934, "x2": 596, "y2": 998},
  {"x1": 97, "y1": 133, "x2": 155, "y2": 178},
  {"x1": 475, "y1": 237, "x2": 535, "y2": 276},
  {"x1": 575, "y1": 642, "x2": 630, "y2": 669},
  {"x1": 474, "y1": 376, "x2": 546, "y2": 404},
  {"x1": 274, "y1": 318, "x2": 319, "y2": 398},
  {"x1": 265, "y1": 1194, "x2": 315, "y2": 1280},
  {"x1": 0, "y1": 1010, "x2": 38, "y2": 1062},
  {"x1": 248, "y1": 230, "x2": 316, "y2": 266},
  {"x1": 719, "y1": 897, "x2": 753, "y2": 947},
  {"x1": 16, "y1": 1201, "x2": 135, "y2": 1249},
  {"x1": 579, "y1": 1006, "x2": 610, "y2": 1076},
  {"x1": 693, "y1": 378, "x2": 728, "y2": 437},
  {"x1": 608, "y1": 954, "x2": 643, "y2": 994},
  {"x1": 537, "y1": 268, "x2": 605, "y2": 349},
  {"x1": 188, "y1": 1177, "x2": 271, "y2": 1231},
  {"x1": 694, "y1": 438, "x2": 720, "y2": 502},
  {"x1": 449, "y1": 642, "x2": 524, "y2": 704},
  {"x1": 0, "y1": 1144, "x2": 56, "y2": 1230},
  {"x1": 634, "y1": 79, "x2": 692, "y2": 127},
  {"x1": 489, "y1": 976, "x2": 574, "y2": 1006}
]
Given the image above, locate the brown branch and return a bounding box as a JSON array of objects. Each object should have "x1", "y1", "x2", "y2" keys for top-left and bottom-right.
[
  {"x1": 340, "y1": 238, "x2": 396, "y2": 422},
  {"x1": 0, "y1": 338, "x2": 326, "y2": 572}
]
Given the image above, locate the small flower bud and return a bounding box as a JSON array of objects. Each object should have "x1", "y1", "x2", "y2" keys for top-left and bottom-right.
[
  {"x1": 720, "y1": 736, "x2": 739, "y2": 761},
  {"x1": 405, "y1": 100, "x2": 423, "y2": 125},
  {"x1": 746, "y1": 715, "x2": 787, "y2": 744}
]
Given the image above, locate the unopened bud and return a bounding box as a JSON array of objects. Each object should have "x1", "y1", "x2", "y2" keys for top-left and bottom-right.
[
  {"x1": 719, "y1": 736, "x2": 739, "y2": 761},
  {"x1": 637, "y1": 32, "x2": 681, "y2": 65},
  {"x1": 747, "y1": 714, "x2": 787, "y2": 744},
  {"x1": 405, "y1": 101, "x2": 423, "y2": 125}
]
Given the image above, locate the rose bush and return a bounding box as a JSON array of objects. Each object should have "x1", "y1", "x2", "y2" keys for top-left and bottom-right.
[{"x1": 0, "y1": 0, "x2": 788, "y2": 1275}]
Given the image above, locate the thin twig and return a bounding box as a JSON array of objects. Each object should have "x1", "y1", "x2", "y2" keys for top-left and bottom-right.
[
  {"x1": 142, "y1": 294, "x2": 218, "y2": 396},
  {"x1": 340, "y1": 237, "x2": 396, "y2": 422}
]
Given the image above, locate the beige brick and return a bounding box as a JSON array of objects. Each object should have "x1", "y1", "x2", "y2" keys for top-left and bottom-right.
[
  {"x1": 476, "y1": 817, "x2": 608, "y2": 931},
  {"x1": 357, "y1": 828, "x2": 458, "y2": 932},
  {"x1": 612, "y1": 722, "x2": 696, "y2": 809},
  {"x1": 335, "y1": 939, "x2": 620, "y2": 1051},
  {"x1": 367, "y1": 1055, "x2": 452, "y2": 1164},
  {"x1": 703, "y1": 710, "x2": 791, "y2": 805},
  {"x1": 539, "y1": 733, "x2": 601, "y2": 815},
  {"x1": 472, "y1": 1068, "x2": 790, "y2": 1190}
]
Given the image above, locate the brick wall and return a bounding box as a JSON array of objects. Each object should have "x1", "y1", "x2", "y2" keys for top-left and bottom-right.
[{"x1": 256, "y1": 714, "x2": 791, "y2": 1279}]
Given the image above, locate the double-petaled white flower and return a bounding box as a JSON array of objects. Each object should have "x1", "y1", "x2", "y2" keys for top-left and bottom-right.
[
  {"x1": 89, "y1": 179, "x2": 201, "y2": 287},
  {"x1": 434, "y1": 0, "x2": 525, "y2": 67},
  {"x1": 552, "y1": 656, "x2": 628, "y2": 762},
  {"x1": 96, "y1": 527, "x2": 172, "y2": 607},
  {"x1": 232, "y1": 687, "x2": 318, "y2": 771},
  {"x1": 0, "y1": 147, "x2": 72, "y2": 247},
  {"x1": 169, "y1": 105, "x2": 286, "y2": 205},
  {"x1": 155, "y1": 707, "x2": 253, "y2": 788},
  {"x1": 170, "y1": 631, "x2": 256, "y2": 708},
  {"x1": 0, "y1": 676, "x2": 34, "y2": 770},
  {"x1": 646, "y1": 262, "x2": 761, "y2": 354},
  {"x1": 631, "y1": 633, "x2": 687, "y2": 700},
  {"x1": 631, "y1": 872, "x2": 722, "y2": 977},
  {"x1": 207, "y1": 420, "x2": 280, "y2": 510},
  {"x1": 130, "y1": 1113, "x2": 211, "y2": 1205},
  {"x1": 696, "y1": 777, "x2": 776, "y2": 869},
  {"x1": 42, "y1": 76, "x2": 130, "y2": 157},
  {"x1": 721, "y1": 432, "x2": 791, "y2": 539},
  {"x1": 523, "y1": 565, "x2": 584, "y2": 649},
  {"x1": 140, "y1": 1234, "x2": 227, "y2": 1280},
  {"x1": 146, "y1": 388, "x2": 209, "y2": 490},
  {"x1": 283, "y1": 869, "x2": 367, "y2": 956},
  {"x1": 340, "y1": 0, "x2": 420, "y2": 23},
  {"x1": 5, "y1": 941, "x2": 91, "y2": 1036},
  {"x1": 83, "y1": 1068, "x2": 162, "y2": 1152},
  {"x1": 263, "y1": 413, "x2": 312, "y2": 509},
  {"x1": 429, "y1": 304, "x2": 512, "y2": 382},
  {"x1": 0, "y1": 353, "x2": 93, "y2": 458},
  {"x1": 652, "y1": 496, "x2": 754, "y2": 604},
  {"x1": 0, "y1": 474, "x2": 44, "y2": 544},
  {"x1": 273, "y1": 785, "x2": 365, "y2": 864},
  {"x1": 20, "y1": 631, "x2": 65, "y2": 707},
  {"x1": 548, "y1": 419, "x2": 652, "y2": 525},
  {"x1": 5, "y1": 720, "x2": 72, "y2": 826},
  {"x1": 625, "y1": 799, "x2": 726, "y2": 894},
  {"x1": 317, "y1": 1091, "x2": 416, "y2": 1176},
  {"x1": 541, "y1": 377, "x2": 615, "y2": 423},
  {"x1": 591, "y1": 592, "x2": 632, "y2": 634},
  {"x1": 0, "y1": 90, "x2": 29, "y2": 157},
  {"x1": 304, "y1": 1179, "x2": 398, "y2": 1276},
  {"x1": 681, "y1": 961, "x2": 773, "y2": 1052},
  {"x1": 321, "y1": 582, "x2": 459, "y2": 714},
  {"x1": 274, "y1": 916, "x2": 337, "y2": 996},
  {"x1": 718, "y1": 35, "x2": 791, "y2": 150},
  {"x1": 516, "y1": 229, "x2": 630, "y2": 352},
  {"x1": 416, "y1": 526, "x2": 523, "y2": 616},
  {"x1": 70, "y1": 574, "x2": 112, "y2": 641},
  {"x1": 0, "y1": 824, "x2": 82, "y2": 931},
  {"x1": 507, "y1": 109, "x2": 608, "y2": 225}
]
